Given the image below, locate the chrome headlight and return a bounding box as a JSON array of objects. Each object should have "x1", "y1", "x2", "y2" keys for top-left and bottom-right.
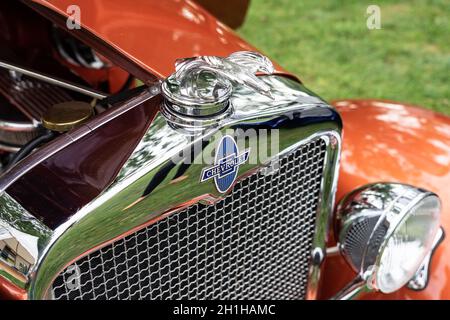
[{"x1": 336, "y1": 183, "x2": 441, "y2": 294}]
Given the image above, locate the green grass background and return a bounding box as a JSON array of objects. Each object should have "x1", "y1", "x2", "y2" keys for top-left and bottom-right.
[{"x1": 239, "y1": 0, "x2": 449, "y2": 115}]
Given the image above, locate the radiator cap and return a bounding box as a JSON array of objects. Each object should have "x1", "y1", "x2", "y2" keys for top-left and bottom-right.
[
  {"x1": 161, "y1": 51, "x2": 275, "y2": 121},
  {"x1": 42, "y1": 101, "x2": 93, "y2": 132}
]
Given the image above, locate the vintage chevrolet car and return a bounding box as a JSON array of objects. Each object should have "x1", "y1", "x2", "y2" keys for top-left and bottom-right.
[{"x1": 0, "y1": 0, "x2": 448, "y2": 300}]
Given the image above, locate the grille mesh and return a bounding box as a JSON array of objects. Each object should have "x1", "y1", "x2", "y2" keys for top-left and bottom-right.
[{"x1": 52, "y1": 137, "x2": 327, "y2": 300}]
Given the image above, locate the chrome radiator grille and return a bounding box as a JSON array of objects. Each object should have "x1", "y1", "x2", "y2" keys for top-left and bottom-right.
[{"x1": 52, "y1": 137, "x2": 327, "y2": 300}]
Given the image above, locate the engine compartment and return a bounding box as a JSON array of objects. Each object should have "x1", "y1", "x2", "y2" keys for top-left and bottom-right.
[{"x1": 0, "y1": 1, "x2": 133, "y2": 171}]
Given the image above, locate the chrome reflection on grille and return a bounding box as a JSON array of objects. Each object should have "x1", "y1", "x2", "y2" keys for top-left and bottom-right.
[{"x1": 52, "y1": 137, "x2": 327, "y2": 300}]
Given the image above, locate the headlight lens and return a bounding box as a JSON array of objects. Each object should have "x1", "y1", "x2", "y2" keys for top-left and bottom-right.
[{"x1": 376, "y1": 195, "x2": 441, "y2": 293}]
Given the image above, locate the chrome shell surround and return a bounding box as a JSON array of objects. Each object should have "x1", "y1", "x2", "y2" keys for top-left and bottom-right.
[{"x1": 0, "y1": 75, "x2": 341, "y2": 299}]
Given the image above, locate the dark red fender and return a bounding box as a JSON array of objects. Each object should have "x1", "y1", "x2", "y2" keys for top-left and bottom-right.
[{"x1": 320, "y1": 99, "x2": 450, "y2": 300}]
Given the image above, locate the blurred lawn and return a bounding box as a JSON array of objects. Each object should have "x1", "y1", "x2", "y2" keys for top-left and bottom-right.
[{"x1": 239, "y1": 0, "x2": 450, "y2": 115}]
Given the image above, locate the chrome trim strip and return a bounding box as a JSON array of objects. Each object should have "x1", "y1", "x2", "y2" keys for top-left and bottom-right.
[
  {"x1": 331, "y1": 276, "x2": 367, "y2": 300},
  {"x1": 306, "y1": 131, "x2": 341, "y2": 300},
  {"x1": 325, "y1": 246, "x2": 340, "y2": 257}
]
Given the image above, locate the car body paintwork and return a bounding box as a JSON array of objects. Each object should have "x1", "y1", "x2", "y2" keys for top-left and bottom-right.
[
  {"x1": 30, "y1": 0, "x2": 286, "y2": 80},
  {"x1": 319, "y1": 99, "x2": 450, "y2": 300},
  {"x1": 195, "y1": 0, "x2": 251, "y2": 29}
]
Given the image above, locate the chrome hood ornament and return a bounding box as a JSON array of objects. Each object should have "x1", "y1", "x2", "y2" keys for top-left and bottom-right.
[{"x1": 161, "y1": 51, "x2": 275, "y2": 118}]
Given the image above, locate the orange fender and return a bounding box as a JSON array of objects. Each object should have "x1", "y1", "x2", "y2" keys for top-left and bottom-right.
[
  {"x1": 320, "y1": 99, "x2": 450, "y2": 300},
  {"x1": 30, "y1": 0, "x2": 289, "y2": 80}
]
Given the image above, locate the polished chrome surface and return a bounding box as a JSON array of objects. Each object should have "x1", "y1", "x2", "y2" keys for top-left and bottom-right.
[
  {"x1": 335, "y1": 183, "x2": 442, "y2": 297},
  {"x1": 160, "y1": 102, "x2": 234, "y2": 134},
  {"x1": 325, "y1": 245, "x2": 340, "y2": 257},
  {"x1": 34, "y1": 129, "x2": 340, "y2": 300},
  {"x1": 0, "y1": 74, "x2": 341, "y2": 299},
  {"x1": 52, "y1": 137, "x2": 327, "y2": 300},
  {"x1": 119, "y1": 77, "x2": 328, "y2": 183},
  {"x1": 160, "y1": 75, "x2": 324, "y2": 133},
  {"x1": 407, "y1": 227, "x2": 445, "y2": 291},
  {"x1": 161, "y1": 51, "x2": 274, "y2": 121},
  {"x1": 0, "y1": 60, "x2": 107, "y2": 100},
  {"x1": 0, "y1": 193, "x2": 52, "y2": 291},
  {"x1": 331, "y1": 275, "x2": 367, "y2": 300}
]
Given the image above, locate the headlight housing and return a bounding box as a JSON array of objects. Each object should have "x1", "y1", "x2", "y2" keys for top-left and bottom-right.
[{"x1": 336, "y1": 183, "x2": 441, "y2": 294}]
